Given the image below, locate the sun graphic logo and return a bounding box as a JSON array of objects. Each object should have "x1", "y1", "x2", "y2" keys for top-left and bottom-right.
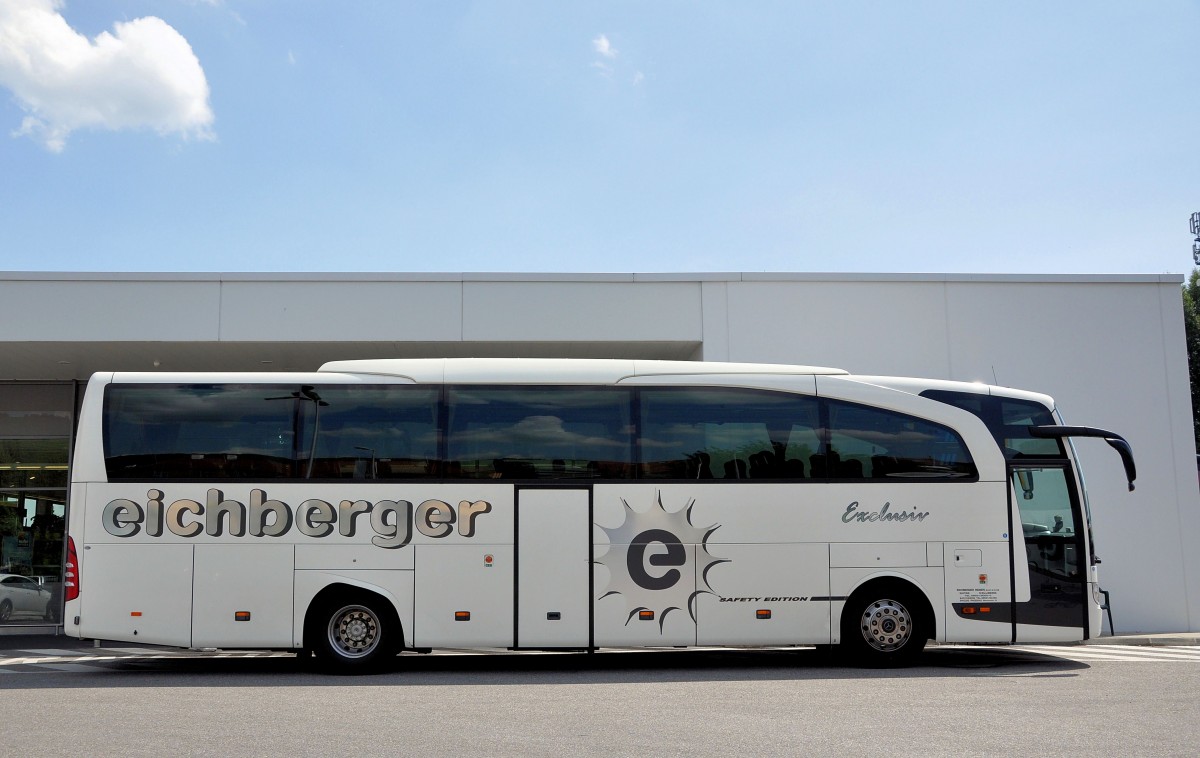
[{"x1": 595, "y1": 492, "x2": 727, "y2": 632}]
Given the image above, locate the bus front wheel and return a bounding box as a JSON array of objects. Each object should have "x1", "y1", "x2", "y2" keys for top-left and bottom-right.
[
  {"x1": 840, "y1": 584, "x2": 928, "y2": 667},
  {"x1": 311, "y1": 592, "x2": 400, "y2": 672}
]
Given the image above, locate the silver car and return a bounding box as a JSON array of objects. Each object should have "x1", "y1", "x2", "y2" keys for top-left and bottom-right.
[{"x1": 0, "y1": 573, "x2": 53, "y2": 623}]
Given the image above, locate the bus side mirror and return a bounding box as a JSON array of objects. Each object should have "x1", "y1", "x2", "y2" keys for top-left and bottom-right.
[
  {"x1": 1103, "y1": 437, "x2": 1136, "y2": 492},
  {"x1": 1030, "y1": 426, "x2": 1137, "y2": 493}
]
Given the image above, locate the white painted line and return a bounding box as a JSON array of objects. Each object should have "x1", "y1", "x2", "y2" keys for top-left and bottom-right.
[{"x1": 1015, "y1": 645, "x2": 1200, "y2": 662}]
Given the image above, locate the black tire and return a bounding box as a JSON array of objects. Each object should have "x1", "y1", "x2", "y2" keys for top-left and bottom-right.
[
  {"x1": 840, "y1": 584, "x2": 928, "y2": 667},
  {"x1": 309, "y1": 592, "x2": 400, "y2": 673},
  {"x1": 0, "y1": 599, "x2": 12, "y2": 623}
]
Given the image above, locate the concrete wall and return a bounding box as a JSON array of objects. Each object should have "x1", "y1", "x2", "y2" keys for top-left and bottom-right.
[
  {"x1": 2, "y1": 271, "x2": 1195, "y2": 632},
  {"x1": 703, "y1": 275, "x2": 1197, "y2": 633}
]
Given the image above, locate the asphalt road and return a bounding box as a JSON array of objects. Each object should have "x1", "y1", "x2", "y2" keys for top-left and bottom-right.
[{"x1": 2, "y1": 645, "x2": 1198, "y2": 757}]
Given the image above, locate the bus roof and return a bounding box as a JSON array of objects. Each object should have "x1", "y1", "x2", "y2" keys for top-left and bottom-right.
[
  {"x1": 317, "y1": 358, "x2": 849, "y2": 384},
  {"x1": 848, "y1": 375, "x2": 1056, "y2": 409}
]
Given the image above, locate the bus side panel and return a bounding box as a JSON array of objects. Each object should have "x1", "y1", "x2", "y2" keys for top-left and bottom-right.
[
  {"x1": 696, "y1": 543, "x2": 831, "y2": 645},
  {"x1": 78, "y1": 543, "x2": 194, "y2": 647},
  {"x1": 293, "y1": 570, "x2": 415, "y2": 650},
  {"x1": 592, "y1": 544, "x2": 698, "y2": 647},
  {"x1": 296, "y1": 544, "x2": 415, "y2": 571},
  {"x1": 412, "y1": 544, "x2": 514, "y2": 648},
  {"x1": 193, "y1": 544, "x2": 294, "y2": 648},
  {"x1": 943, "y1": 541, "x2": 1012, "y2": 643},
  {"x1": 592, "y1": 486, "x2": 699, "y2": 647},
  {"x1": 64, "y1": 482, "x2": 86, "y2": 638}
]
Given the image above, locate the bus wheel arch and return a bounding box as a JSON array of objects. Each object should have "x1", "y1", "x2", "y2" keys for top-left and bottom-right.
[
  {"x1": 839, "y1": 577, "x2": 933, "y2": 667},
  {"x1": 304, "y1": 583, "x2": 403, "y2": 672}
]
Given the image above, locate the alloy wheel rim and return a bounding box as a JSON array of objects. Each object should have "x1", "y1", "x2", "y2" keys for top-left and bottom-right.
[
  {"x1": 860, "y1": 599, "x2": 913, "y2": 652},
  {"x1": 327, "y1": 604, "x2": 381, "y2": 659}
]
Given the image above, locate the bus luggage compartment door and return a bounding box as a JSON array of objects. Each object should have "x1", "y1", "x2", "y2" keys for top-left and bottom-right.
[
  {"x1": 516, "y1": 487, "x2": 591, "y2": 648},
  {"x1": 192, "y1": 544, "x2": 294, "y2": 648},
  {"x1": 78, "y1": 543, "x2": 193, "y2": 647}
]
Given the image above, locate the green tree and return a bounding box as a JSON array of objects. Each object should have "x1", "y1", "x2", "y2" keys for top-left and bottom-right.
[{"x1": 1183, "y1": 270, "x2": 1200, "y2": 451}]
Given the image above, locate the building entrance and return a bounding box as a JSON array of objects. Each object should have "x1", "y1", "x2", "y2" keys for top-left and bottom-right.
[{"x1": 0, "y1": 384, "x2": 74, "y2": 628}]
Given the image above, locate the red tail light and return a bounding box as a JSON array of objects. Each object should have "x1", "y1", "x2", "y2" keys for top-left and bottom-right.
[{"x1": 64, "y1": 536, "x2": 80, "y2": 602}]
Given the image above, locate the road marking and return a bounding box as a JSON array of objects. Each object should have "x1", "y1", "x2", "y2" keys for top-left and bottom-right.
[
  {"x1": 0, "y1": 649, "x2": 292, "y2": 673},
  {"x1": 1010, "y1": 645, "x2": 1200, "y2": 662}
]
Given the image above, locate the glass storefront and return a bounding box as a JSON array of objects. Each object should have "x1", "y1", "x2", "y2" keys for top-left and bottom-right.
[{"x1": 0, "y1": 384, "x2": 74, "y2": 628}]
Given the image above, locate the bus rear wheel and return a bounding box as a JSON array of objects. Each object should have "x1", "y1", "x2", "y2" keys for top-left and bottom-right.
[
  {"x1": 841, "y1": 585, "x2": 927, "y2": 667},
  {"x1": 311, "y1": 593, "x2": 400, "y2": 672}
]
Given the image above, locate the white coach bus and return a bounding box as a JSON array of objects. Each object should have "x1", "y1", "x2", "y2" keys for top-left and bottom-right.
[{"x1": 62, "y1": 359, "x2": 1136, "y2": 670}]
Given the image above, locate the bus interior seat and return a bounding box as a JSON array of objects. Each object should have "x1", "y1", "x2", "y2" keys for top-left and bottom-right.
[
  {"x1": 749, "y1": 450, "x2": 774, "y2": 478},
  {"x1": 812, "y1": 451, "x2": 862, "y2": 479}
]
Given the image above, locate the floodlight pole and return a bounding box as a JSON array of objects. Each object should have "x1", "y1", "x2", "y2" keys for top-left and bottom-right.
[{"x1": 1192, "y1": 211, "x2": 1200, "y2": 266}]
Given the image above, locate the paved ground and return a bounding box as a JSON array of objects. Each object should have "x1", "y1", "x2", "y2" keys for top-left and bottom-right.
[
  {"x1": 2, "y1": 635, "x2": 1200, "y2": 675},
  {"x1": 2, "y1": 642, "x2": 1199, "y2": 757}
]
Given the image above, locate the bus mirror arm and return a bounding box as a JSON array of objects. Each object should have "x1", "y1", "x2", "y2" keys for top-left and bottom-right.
[
  {"x1": 1030, "y1": 426, "x2": 1137, "y2": 492},
  {"x1": 1103, "y1": 437, "x2": 1136, "y2": 492}
]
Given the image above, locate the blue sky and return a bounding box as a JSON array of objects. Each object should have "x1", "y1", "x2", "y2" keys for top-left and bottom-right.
[{"x1": 1, "y1": 0, "x2": 1198, "y2": 274}]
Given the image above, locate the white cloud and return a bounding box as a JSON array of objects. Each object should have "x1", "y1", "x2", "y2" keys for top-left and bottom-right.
[
  {"x1": 0, "y1": 0, "x2": 214, "y2": 152},
  {"x1": 592, "y1": 34, "x2": 616, "y2": 59}
]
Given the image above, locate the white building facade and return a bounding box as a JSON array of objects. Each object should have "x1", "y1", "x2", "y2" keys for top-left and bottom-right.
[{"x1": 1, "y1": 271, "x2": 1195, "y2": 634}]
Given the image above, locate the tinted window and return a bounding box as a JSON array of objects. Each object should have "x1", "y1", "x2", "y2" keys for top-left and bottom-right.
[
  {"x1": 105, "y1": 385, "x2": 301, "y2": 480},
  {"x1": 0, "y1": 438, "x2": 68, "y2": 488},
  {"x1": 445, "y1": 387, "x2": 632, "y2": 479},
  {"x1": 304, "y1": 386, "x2": 439, "y2": 479},
  {"x1": 920, "y1": 390, "x2": 1064, "y2": 459},
  {"x1": 827, "y1": 400, "x2": 977, "y2": 480},
  {"x1": 103, "y1": 382, "x2": 979, "y2": 484},
  {"x1": 639, "y1": 388, "x2": 821, "y2": 479},
  {"x1": 105, "y1": 384, "x2": 441, "y2": 481}
]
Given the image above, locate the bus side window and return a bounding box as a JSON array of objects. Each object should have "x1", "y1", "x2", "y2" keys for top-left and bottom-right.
[
  {"x1": 445, "y1": 386, "x2": 633, "y2": 480},
  {"x1": 639, "y1": 387, "x2": 820, "y2": 481},
  {"x1": 783, "y1": 423, "x2": 820, "y2": 478},
  {"x1": 306, "y1": 386, "x2": 440, "y2": 480},
  {"x1": 104, "y1": 384, "x2": 300, "y2": 480},
  {"x1": 919, "y1": 390, "x2": 1064, "y2": 461},
  {"x1": 826, "y1": 400, "x2": 977, "y2": 481}
]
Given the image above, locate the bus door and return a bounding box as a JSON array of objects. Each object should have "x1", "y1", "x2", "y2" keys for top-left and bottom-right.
[
  {"x1": 515, "y1": 487, "x2": 592, "y2": 648},
  {"x1": 1008, "y1": 464, "x2": 1088, "y2": 641}
]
